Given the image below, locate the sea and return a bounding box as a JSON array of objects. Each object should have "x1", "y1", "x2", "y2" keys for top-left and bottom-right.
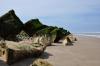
[{"x1": 76, "y1": 32, "x2": 100, "y2": 38}]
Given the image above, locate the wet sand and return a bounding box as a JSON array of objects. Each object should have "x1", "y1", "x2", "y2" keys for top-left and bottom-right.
[{"x1": 0, "y1": 35, "x2": 100, "y2": 66}]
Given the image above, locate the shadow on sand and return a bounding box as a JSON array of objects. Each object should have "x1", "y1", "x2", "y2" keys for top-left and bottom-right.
[
  {"x1": 66, "y1": 43, "x2": 74, "y2": 46},
  {"x1": 0, "y1": 59, "x2": 8, "y2": 66},
  {"x1": 0, "y1": 58, "x2": 36, "y2": 66},
  {"x1": 0, "y1": 52, "x2": 53, "y2": 66},
  {"x1": 40, "y1": 52, "x2": 53, "y2": 59}
]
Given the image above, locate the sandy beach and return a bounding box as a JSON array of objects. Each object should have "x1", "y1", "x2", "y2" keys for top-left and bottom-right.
[
  {"x1": 0, "y1": 35, "x2": 100, "y2": 66},
  {"x1": 42, "y1": 36, "x2": 100, "y2": 66}
]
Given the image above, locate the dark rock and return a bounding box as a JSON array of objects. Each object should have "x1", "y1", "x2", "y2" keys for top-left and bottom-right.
[
  {"x1": 34, "y1": 26, "x2": 57, "y2": 44},
  {"x1": 53, "y1": 28, "x2": 71, "y2": 42},
  {"x1": 23, "y1": 19, "x2": 47, "y2": 36},
  {"x1": 35, "y1": 26, "x2": 71, "y2": 43},
  {"x1": 0, "y1": 10, "x2": 23, "y2": 40}
]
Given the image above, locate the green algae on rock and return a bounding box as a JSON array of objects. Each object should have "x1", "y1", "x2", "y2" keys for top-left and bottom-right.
[{"x1": 0, "y1": 10, "x2": 23, "y2": 40}]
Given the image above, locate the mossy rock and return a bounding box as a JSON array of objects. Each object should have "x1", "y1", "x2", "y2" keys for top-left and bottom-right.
[
  {"x1": 0, "y1": 10, "x2": 23, "y2": 40},
  {"x1": 34, "y1": 26, "x2": 57, "y2": 43},
  {"x1": 0, "y1": 41, "x2": 46, "y2": 65},
  {"x1": 35, "y1": 26, "x2": 71, "y2": 43},
  {"x1": 23, "y1": 19, "x2": 47, "y2": 36},
  {"x1": 16, "y1": 30, "x2": 30, "y2": 40},
  {"x1": 51, "y1": 28, "x2": 71, "y2": 42},
  {"x1": 31, "y1": 59, "x2": 53, "y2": 66},
  {"x1": 36, "y1": 26, "x2": 56, "y2": 35}
]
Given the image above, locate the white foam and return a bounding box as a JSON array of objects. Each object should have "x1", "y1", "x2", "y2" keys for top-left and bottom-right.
[{"x1": 77, "y1": 34, "x2": 100, "y2": 38}]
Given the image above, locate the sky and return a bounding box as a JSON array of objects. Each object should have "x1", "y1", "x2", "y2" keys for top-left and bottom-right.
[{"x1": 0, "y1": 0, "x2": 100, "y2": 33}]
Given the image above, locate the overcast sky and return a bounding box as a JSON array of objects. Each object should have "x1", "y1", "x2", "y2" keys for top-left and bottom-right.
[{"x1": 0, "y1": 0, "x2": 100, "y2": 33}]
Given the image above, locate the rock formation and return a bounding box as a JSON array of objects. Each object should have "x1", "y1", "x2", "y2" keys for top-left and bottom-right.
[
  {"x1": 32, "y1": 34, "x2": 52, "y2": 46},
  {"x1": 0, "y1": 10, "x2": 23, "y2": 40},
  {"x1": 0, "y1": 9, "x2": 77, "y2": 65},
  {"x1": 62, "y1": 34, "x2": 77, "y2": 46},
  {"x1": 0, "y1": 40, "x2": 46, "y2": 65},
  {"x1": 35, "y1": 26, "x2": 71, "y2": 43},
  {"x1": 16, "y1": 30, "x2": 30, "y2": 40},
  {"x1": 31, "y1": 59, "x2": 53, "y2": 66},
  {"x1": 23, "y1": 19, "x2": 47, "y2": 37}
]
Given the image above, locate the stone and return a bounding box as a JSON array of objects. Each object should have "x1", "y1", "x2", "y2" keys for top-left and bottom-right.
[
  {"x1": 0, "y1": 10, "x2": 23, "y2": 40},
  {"x1": 31, "y1": 59, "x2": 53, "y2": 66},
  {"x1": 62, "y1": 34, "x2": 77, "y2": 46},
  {"x1": 23, "y1": 19, "x2": 47, "y2": 36},
  {"x1": 32, "y1": 35, "x2": 52, "y2": 46},
  {"x1": 62, "y1": 39, "x2": 68, "y2": 46},
  {"x1": 0, "y1": 41, "x2": 46, "y2": 65}
]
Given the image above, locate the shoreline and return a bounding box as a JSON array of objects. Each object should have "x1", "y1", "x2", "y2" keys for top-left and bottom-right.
[{"x1": 77, "y1": 34, "x2": 100, "y2": 38}]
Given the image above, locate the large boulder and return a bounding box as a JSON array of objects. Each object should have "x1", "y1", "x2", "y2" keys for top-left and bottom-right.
[
  {"x1": 32, "y1": 35, "x2": 52, "y2": 46},
  {"x1": 34, "y1": 26, "x2": 57, "y2": 44},
  {"x1": 34, "y1": 26, "x2": 71, "y2": 43},
  {"x1": 62, "y1": 34, "x2": 77, "y2": 46},
  {"x1": 0, "y1": 10, "x2": 23, "y2": 40},
  {"x1": 51, "y1": 27, "x2": 71, "y2": 43},
  {"x1": 23, "y1": 19, "x2": 47, "y2": 36},
  {"x1": 0, "y1": 41, "x2": 46, "y2": 65}
]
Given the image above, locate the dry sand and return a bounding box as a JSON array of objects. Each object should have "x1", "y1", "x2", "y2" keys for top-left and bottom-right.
[{"x1": 0, "y1": 35, "x2": 100, "y2": 66}]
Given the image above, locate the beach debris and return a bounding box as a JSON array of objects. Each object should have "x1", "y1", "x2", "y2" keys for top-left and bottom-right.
[{"x1": 30, "y1": 59, "x2": 53, "y2": 66}]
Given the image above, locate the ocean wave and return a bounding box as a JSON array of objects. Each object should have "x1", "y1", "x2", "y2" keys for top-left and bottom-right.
[{"x1": 77, "y1": 34, "x2": 100, "y2": 38}]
